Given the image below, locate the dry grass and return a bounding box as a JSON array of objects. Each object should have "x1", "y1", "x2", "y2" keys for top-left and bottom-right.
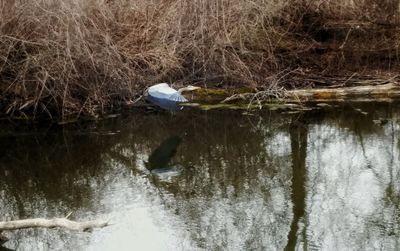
[{"x1": 1, "y1": 0, "x2": 400, "y2": 118}]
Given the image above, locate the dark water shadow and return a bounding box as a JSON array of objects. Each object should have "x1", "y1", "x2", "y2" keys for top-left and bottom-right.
[{"x1": 146, "y1": 135, "x2": 182, "y2": 171}]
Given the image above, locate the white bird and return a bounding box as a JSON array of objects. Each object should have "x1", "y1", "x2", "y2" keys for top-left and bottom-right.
[{"x1": 147, "y1": 83, "x2": 200, "y2": 110}]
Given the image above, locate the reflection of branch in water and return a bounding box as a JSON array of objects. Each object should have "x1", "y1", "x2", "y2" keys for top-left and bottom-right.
[
  {"x1": 0, "y1": 245, "x2": 14, "y2": 251},
  {"x1": 386, "y1": 109, "x2": 396, "y2": 203},
  {"x1": 285, "y1": 120, "x2": 308, "y2": 251},
  {"x1": 106, "y1": 150, "x2": 147, "y2": 177},
  {"x1": 0, "y1": 232, "x2": 8, "y2": 246},
  {"x1": 355, "y1": 120, "x2": 386, "y2": 184},
  {"x1": 382, "y1": 110, "x2": 400, "y2": 216},
  {"x1": 356, "y1": 128, "x2": 373, "y2": 169},
  {"x1": 350, "y1": 109, "x2": 400, "y2": 241}
]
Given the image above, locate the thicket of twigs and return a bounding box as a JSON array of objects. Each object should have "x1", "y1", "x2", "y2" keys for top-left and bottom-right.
[{"x1": 1, "y1": 0, "x2": 400, "y2": 118}]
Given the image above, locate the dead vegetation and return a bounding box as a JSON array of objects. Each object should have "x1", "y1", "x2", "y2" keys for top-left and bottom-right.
[{"x1": 1, "y1": 0, "x2": 400, "y2": 118}]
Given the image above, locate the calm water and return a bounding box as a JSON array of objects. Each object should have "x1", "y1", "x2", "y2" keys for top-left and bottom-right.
[{"x1": 0, "y1": 103, "x2": 399, "y2": 251}]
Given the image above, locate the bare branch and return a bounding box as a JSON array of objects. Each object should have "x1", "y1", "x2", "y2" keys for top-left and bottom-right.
[{"x1": 0, "y1": 218, "x2": 108, "y2": 232}]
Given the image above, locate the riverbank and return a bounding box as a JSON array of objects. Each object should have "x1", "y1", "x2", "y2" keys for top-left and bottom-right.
[{"x1": 1, "y1": 0, "x2": 400, "y2": 119}]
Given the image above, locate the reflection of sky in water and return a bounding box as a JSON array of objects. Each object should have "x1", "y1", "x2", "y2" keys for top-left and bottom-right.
[
  {"x1": 87, "y1": 164, "x2": 197, "y2": 251},
  {"x1": 0, "y1": 103, "x2": 400, "y2": 250},
  {"x1": 303, "y1": 123, "x2": 400, "y2": 251},
  {"x1": 86, "y1": 130, "x2": 292, "y2": 251}
]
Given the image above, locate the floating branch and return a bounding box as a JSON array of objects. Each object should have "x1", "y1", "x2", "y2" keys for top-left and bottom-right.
[{"x1": 0, "y1": 217, "x2": 108, "y2": 232}]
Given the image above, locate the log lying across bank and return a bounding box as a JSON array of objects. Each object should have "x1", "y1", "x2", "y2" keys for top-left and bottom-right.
[{"x1": 286, "y1": 83, "x2": 400, "y2": 102}]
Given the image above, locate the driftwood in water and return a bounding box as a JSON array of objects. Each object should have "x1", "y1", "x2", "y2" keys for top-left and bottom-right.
[
  {"x1": 0, "y1": 217, "x2": 108, "y2": 245},
  {"x1": 286, "y1": 83, "x2": 400, "y2": 102},
  {"x1": 0, "y1": 218, "x2": 108, "y2": 231}
]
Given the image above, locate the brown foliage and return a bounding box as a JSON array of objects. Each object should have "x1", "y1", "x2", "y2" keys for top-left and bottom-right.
[{"x1": 0, "y1": 0, "x2": 400, "y2": 118}]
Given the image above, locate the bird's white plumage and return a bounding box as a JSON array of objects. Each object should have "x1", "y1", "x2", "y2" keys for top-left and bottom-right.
[
  {"x1": 148, "y1": 83, "x2": 177, "y2": 95},
  {"x1": 147, "y1": 83, "x2": 188, "y2": 102},
  {"x1": 169, "y1": 93, "x2": 188, "y2": 102}
]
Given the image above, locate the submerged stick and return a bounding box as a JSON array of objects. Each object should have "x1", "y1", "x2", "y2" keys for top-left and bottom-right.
[{"x1": 0, "y1": 218, "x2": 108, "y2": 232}]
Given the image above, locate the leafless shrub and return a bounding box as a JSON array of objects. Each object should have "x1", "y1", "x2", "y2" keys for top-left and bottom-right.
[{"x1": 1, "y1": 0, "x2": 400, "y2": 118}]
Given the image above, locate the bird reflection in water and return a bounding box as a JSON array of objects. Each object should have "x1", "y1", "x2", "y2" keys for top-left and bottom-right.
[{"x1": 145, "y1": 135, "x2": 183, "y2": 180}]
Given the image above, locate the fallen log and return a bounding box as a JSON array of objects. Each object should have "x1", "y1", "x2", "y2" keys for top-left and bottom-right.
[
  {"x1": 286, "y1": 83, "x2": 400, "y2": 102},
  {"x1": 220, "y1": 82, "x2": 400, "y2": 105},
  {"x1": 0, "y1": 217, "x2": 108, "y2": 232}
]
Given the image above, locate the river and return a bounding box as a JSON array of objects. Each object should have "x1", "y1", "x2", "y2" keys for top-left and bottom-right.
[{"x1": 0, "y1": 102, "x2": 399, "y2": 250}]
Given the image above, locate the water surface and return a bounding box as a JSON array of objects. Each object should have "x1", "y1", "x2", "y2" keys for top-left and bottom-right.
[{"x1": 1, "y1": 103, "x2": 399, "y2": 250}]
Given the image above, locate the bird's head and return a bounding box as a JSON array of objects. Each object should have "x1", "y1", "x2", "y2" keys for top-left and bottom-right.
[{"x1": 184, "y1": 85, "x2": 201, "y2": 92}]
